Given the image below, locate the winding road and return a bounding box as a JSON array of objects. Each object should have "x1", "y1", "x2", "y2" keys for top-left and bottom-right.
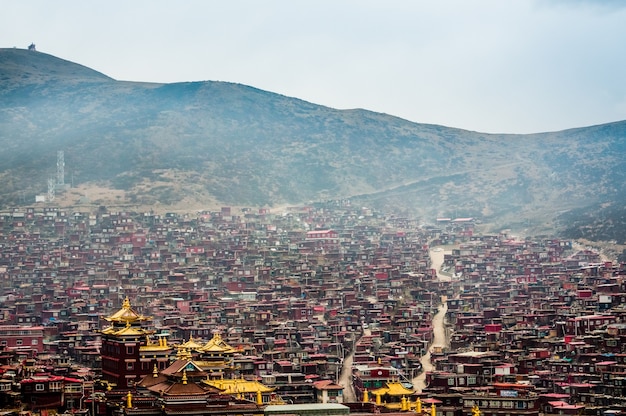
[
  {"x1": 337, "y1": 246, "x2": 453, "y2": 399},
  {"x1": 412, "y1": 247, "x2": 451, "y2": 392}
]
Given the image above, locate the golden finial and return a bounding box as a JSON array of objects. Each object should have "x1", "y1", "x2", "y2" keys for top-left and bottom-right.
[
  {"x1": 182, "y1": 370, "x2": 188, "y2": 385},
  {"x1": 431, "y1": 402, "x2": 436, "y2": 416},
  {"x1": 472, "y1": 405, "x2": 481, "y2": 416},
  {"x1": 126, "y1": 391, "x2": 133, "y2": 408},
  {"x1": 416, "y1": 397, "x2": 422, "y2": 413},
  {"x1": 362, "y1": 389, "x2": 369, "y2": 403},
  {"x1": 256, "y1": 390, "x2": 263, "y2": 405},
  {"x1": 153, "y1": 364, "x2": 159, "y2": 378},
  {"x1": 122, "y1": 297, "x2": 131, "y2": 309}
]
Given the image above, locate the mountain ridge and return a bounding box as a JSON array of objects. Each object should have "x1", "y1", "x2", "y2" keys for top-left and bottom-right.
[{"x1": 1, "y1": 47, "x2": 625, "y2": 236}]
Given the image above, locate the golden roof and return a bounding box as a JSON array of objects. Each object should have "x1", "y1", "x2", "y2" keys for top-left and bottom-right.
[
  {"x1": 199, "y1": 332, "x2": 238, "y2": 354},
  {"x1": 101, "y1": 320, "x2": 151, "y2": 337},
  {"x1": 178, "y1": 335, "x2": 205, "y2": 351},
  {"x1": 103, "y1": 297, "x2": 150, "y2": 323},
  {"x1": 203, "y1": 377, "x2": 274, "y2": 394},
  {"x1": 140, "y1": 336, "x2": 172, "y2": 352},
  {"x1": 371, "y1": 381, "x2": 415, "y2": 397}
]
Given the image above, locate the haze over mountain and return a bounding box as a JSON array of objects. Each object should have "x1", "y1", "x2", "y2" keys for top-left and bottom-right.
[{"x1": 1, "y1": 48, "x2": 626, "y2": 236}]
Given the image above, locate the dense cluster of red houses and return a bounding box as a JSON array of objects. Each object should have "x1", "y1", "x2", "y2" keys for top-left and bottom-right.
[{"x1": 0, "y1": 203, "x2": 624, "y2": 415}]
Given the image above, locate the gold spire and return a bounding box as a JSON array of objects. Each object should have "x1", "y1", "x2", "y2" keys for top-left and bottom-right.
[
  {"x1": 126, "y1": 391, "x2": 133, "y2": 408},
  {"x1": 431, "y1": 403, "x2": 436, "y2": 416},
  {"x1": 416, "y1": 397, "x2": 422, "y2": 413},
  {"x1": 153, "y1": 364, "x2": 159, "y2": 378},
  {"x1": 363, "y1": 389, "x2": 369, "y2": 403},
  {"x1": 256, "y1": 390, "x2": 263, "y2": 405},
  {"x1": 182, "y1": 370, "x2": 188, "y2": 385},
  {"x1": 103, "y1": 296, "x2": 151, "y2": 324}
]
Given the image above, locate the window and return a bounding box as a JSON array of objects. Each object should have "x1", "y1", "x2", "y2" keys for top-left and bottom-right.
[
  {"x1": 35, "y1": 384, "x2": 45, "y2": 391},
  {"x1": 16, "y1": 339, "x2": 23, "y2": 346},
  {"x1": 127, "y1": 362, "x2": 134, "y2": 370},
  {"x1": 127, "y1": 346, "x2": 134, "y2": 355},
  {"x1": 31, "y1": 339, "x2": 38, "y2": 345},
  {"x1": 447, "y1": 378, "x2": 455, "y2": 386}
]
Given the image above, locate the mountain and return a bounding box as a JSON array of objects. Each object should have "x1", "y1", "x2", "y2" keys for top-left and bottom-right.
[{"x1": 1, "y1": 47, "x2": 626, "y2": 236}]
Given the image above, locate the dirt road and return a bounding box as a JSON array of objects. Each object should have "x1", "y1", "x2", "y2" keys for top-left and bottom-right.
[{"x1": 412, "y1": 247, "x2": 451, "y2": 392}]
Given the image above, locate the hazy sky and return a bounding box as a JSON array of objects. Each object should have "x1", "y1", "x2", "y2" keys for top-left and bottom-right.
[{"x1": 2, "y1": 0, "x2": 626, "y2": 134}]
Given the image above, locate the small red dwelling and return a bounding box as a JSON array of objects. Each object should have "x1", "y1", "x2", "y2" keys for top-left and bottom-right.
[
  {"x1": 0, "y1": 325, "x2": 45, "y2": 353},
  {"x1": 306, "y1": 230, "x2": 338, "y2": 240},
  {"x1": 566, "y1": 315, "x2": 616, "y2": 335},
  {"x1": 20, "y1": 374, "x2": 85, "y2": 411}
]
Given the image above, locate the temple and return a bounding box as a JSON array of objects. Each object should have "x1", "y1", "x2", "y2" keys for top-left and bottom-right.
[
  {"x1": 99, "y1": 298, "x2": 281, "y2": 416},
  {"x1": 101, "y1": 297, "x2": 173, "y2": 388}
]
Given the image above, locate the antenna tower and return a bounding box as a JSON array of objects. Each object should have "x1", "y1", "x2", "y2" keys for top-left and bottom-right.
[
  {"x1": 47, "y1": 177, "x2": 56, "y2": 202},
  {"x1": 57, "y1": 150, "x2": 65, "y2": 186}
]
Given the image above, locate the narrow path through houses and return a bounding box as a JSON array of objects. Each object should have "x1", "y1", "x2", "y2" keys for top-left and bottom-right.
[
  {"x1": 338, "y1": 326, "x2": 371, "y2": 402},
  {"x1": 413, "y1": 246, "x2": 452, "y2": 392},
  {"x1": 338, "y1": 340, "x2": 357, "y2": 402}
]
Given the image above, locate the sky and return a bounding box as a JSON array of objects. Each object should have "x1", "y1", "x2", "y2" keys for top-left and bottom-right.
[{"x1": 2, "y1": 0, "x2": 626, "y2": 134}]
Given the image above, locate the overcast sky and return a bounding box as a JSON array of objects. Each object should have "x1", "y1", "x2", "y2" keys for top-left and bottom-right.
[{"x1": 2, "y1": 0, "x2": 626, "y2": 134}]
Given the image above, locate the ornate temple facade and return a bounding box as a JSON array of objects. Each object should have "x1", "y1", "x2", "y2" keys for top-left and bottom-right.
[{"x1": 101, "y1": 298, "x2": 173, "y2": 388}]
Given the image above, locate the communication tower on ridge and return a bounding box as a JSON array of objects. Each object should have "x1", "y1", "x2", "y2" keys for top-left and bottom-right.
[
  {"x1": 47, "y1": 177, "x2": 55, "y2": 202},
  {"x1": 57, "y1": 150, "x2": 65, "y2": 186}
]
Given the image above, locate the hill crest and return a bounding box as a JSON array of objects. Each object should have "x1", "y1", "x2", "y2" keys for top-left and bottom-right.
[{"x1": 1, "y1": 48, "x2": 625, "y2": 236}]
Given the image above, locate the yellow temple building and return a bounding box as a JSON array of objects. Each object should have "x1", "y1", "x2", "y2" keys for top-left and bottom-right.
[
  {"x1": 203, "y1": 376, "x2": 278, "y2": 405},
  {"x1": 124, "y1": 356, "x2": 268, "y2": 416},
  {"x1": 101, "y1": 297, "x2": 174, "y2": 388},
  {"x1": 173, "y1": 331, "x2": 243, "y2": 378},
  {"x1": 368, "y1": 380, "x2": 417, "y2": 411}
]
